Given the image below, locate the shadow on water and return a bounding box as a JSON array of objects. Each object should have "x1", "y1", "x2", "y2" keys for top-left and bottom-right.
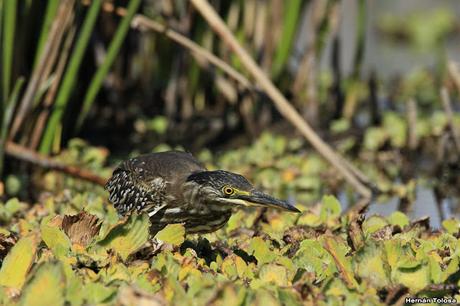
[
  {"x1": 338, "y1": 186, "x2": 450, "y2": 229},
  {"x1": 295, "y1": 0, "x2": 460, "y2": 227},
  {"x1": 368, "y1": 187, "x2": 444, "y2": 228},
  {"x1": 309, "y1": 0, "x2": 460, "y2": 79}
]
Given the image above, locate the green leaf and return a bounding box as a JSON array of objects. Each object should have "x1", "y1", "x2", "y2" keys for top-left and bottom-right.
[
  {"x1": 428, "y1": 254, "x2": 442, "y2": 283},
  {"x1": 383, "y1": 112, "x2": 407, "y2": 148},
  {"x1": 394, "y1": 264, "x2": 430, "y2": 293},
  {"x1": 5, "y1": 174, "x2": 21, "y2": 196},
  {"x1": 442, "y1": 219, "x2": 460, "y2": 235},
  {"x1": 258, "y1": 264, "x2": 288, "y2": 286},
  {"x1": 388, "y1": 211, "x2": 409, "y2": 228},
  {"x1": 297, "y1": 212, "x2": 322, "y2": 227},
  {"x1": 95, "y1": 213, "x2": 150, "y2": 261},
  {"x1": 442, "y1": 256, "x2": 459, "y2": 282},
  {"x1": 154, "y1": 224, "x2": 185, "y2": 246},
  {"x1": 293, "y1": 239, "x2": 337, "y2": 281},
  {"x1": 430, "y1": 111, "x2": 448, "y2": 135},
  {"x1": 0, "y1": 197, "x2": 22, "y2": 222},
  {"x1": 362, "y1": 216, "x2": 388, "y2": 236},
  {"x1": 221, "y1": 254, "x2": 251, "y2": 280},
  {"x1": 221, "y1": 255, "x2": 238, "y2": 279},
  {"x1": 251, "y1": 287, "x2": 281, "y2": 305},
  {"x1": 84, "y1": 282, "x2": 117, "y2": 304},
  {"x1": 19, "y1": 262, "x2": 65, "y2": 306},
  {"x1": 247, "y1": 237, "x2": 276, "y2": 265},
  {"x1": 384, "y1": 239, "x2": 430, "y2": 293},
  {"x1": 330, "y1": 119, "x2": 351, "y2": 134},
  {"x1": 364, "y1": 127, "x2": 387, "y2": 150},
  {"x1": 99, "y1": 263, "x2": 131, "y2": 284},
  {"x1": 40, "y1": 218, "x2": 71, "y2": 257},
  {"x1": 4, "y1": 197, "x2": 21, "y2": 214},
  {"x1": 323, "y1": 236, "x2": 358, "y2": 289},
  {"x1": 320, "y1": 195, "x2": 342, "y2": 222},
  {"x1": 63, "y1": 265, "x2": 84, "y2": 306},
  {"x1": 353, "y1": 242, "x2": 391, "y2": 288},
  {"x1": 147, "y1": 116, "x2": 169, "y2": 134},
  {"x1": 0, "y1": 233, "x2": 39, "y2": 289},
  {"x1": 277, "y1": 288, "x2": 302, "y2": 306}
]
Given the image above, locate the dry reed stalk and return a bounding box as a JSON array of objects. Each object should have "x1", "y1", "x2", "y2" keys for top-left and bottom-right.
[{"x1": 190, "y1": 0, "x2": 373, "y2": 199}]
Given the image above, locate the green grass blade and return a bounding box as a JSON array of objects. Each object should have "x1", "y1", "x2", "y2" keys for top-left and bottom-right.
[
  {"x1": 76, "y1": 0, "x2": 141, "y2": 129},
  {"x1": 0, "y1": 77, "x2": 24, "y2": 176},
  {"x1": 40, "y1": 0, "x2": 103, "y2": 154},
  {"x1": 271, "y1": 0, "x2": 303, "y2": 79},
  {"x1": 2, "y1": 0, "x2": 17, "y2": 103},
  {"x1": 33, "y1": 0, "x2": 59, "y2": 69},
  {"x1": 352, "y1": 0, "x2": 365, "y2": 79}
]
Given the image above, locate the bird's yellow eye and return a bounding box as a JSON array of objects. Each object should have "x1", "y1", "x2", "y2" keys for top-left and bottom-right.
[{"x1": 223, "y1": 186, "x2": 234, "y2": 195}]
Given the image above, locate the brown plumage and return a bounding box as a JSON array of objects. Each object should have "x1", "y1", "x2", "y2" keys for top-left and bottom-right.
[{"x1": 105, "y1": 151, "x2": 299, "y2": 234}]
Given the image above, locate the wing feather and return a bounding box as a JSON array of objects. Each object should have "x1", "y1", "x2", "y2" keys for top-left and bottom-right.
[{"x1": 105, "y1": 151, "x2": 205, "y2": 216}]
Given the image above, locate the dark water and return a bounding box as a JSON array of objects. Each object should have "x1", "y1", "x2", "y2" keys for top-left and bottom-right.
[
  {"x1": 295, "y1": 0, "x2": 460, "y2": 227},
  {"x1": 299, "y1": 0, "x2": 460, "y2": 79},
  {"x1": 367, "y1": 187, "x2": 443, "y2": 228}
]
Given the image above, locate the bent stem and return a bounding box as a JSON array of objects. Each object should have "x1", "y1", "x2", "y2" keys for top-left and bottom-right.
[{"x1": 190, "y1": 0, "x2": 373, "y2": 200}]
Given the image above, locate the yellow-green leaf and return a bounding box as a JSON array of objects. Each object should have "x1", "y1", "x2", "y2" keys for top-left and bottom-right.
[
  {"x1": 95, "y1": 213, "x2": 150, "y2": 260},
  {"x1": 19, "y1": 262, "x2": 65, "y2": 306},
  {"x1": 99, "y1": 263, "x2": 131, "y2": 284},
  {"x1": 320, "y1": 195, "x2": 341, "y2": 222},
  {"x1": 154, "y1": 224, "x2": 185, "y2": 246},
  {"x1": 84, "y1": 282, "x2": 117, "y2": 304},
  {"x1": 297, "y1": 212, "x2": 321, "y2": 227},
  {"x1": 364, "y1": 127, "x2": 387, "y2": 150},
  {"x1": 221, "y1": 256, "x2": 238, "y2": 278},
  {"x1": 221, "y1": 254, "x2": 250, "y2": 280},
  {"x1": 258, "y1": 264, "x2": 289, "y2": 286},
  {"x1": 247, "y1": 237, "x2": 276, "y2": 265},
  {"x1": 383, "y1": 112, "x2": 407, "y2": 148},
  {"x1": 293, "y1": 239, "x2": 337, "y2": 281},
  {"x1": 63, "y1": 265, "x2": 84, "y2": 306},
  {"x1": 0, "y1": 233, "x2": 39, "y2": 289},
  {"x1": 362, "y1": 216, "x2": 388, "y2": 235},
  {"x1": 353, "y1": 242, "x2": 391, "y2": 288},
  {"x1": 41, "y1": 218, "x2": 71, "y2": 257},
  {"x1": 388, "y1": 211, "x2": 409, "y2": 228},
  {"x1": 442, "y1": 219, "x2": 460, "y2": 235},
  {"x1": 323, "y1": 236, "x2": 358, "y2": 289},
  {"x1": 393, "y1": 265, "x2": 430, "y2": 293}
]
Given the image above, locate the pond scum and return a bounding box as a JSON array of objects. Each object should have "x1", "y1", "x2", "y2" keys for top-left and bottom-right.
[
  {"x1": 0, "y1": 140, "x2": 459, "y2": 306},
  {"x1": 1, "y1": 1, "x2": 460, "y2": 305}
]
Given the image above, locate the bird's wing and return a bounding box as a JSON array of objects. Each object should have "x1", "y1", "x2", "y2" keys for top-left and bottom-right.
[
  {"x1": 105, "y1": 151, "x2": 205, "y2": 216},
  {"x1": 105, "y1": 167, "x2": 165, "y2": 216}
]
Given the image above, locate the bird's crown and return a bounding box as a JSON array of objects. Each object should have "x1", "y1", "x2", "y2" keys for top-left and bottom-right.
[{"x1": 186, "y1": 170, "x2": 253, "y2": 194}]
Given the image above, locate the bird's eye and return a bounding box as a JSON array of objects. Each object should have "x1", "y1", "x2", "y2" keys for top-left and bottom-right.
[{"x1": 223, "y1": 186, "x2": 234, "y2": 195}]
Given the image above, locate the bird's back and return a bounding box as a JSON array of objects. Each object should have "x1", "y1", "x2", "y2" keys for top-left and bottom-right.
[
  {"x1": 118, "y1": 151, "x2": 204, "y2": 179},
  {"x1": 105, "y1": 151, "x2": 205, "y2": 216}
]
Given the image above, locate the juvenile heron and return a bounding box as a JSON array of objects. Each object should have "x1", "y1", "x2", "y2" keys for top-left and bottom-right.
[{"x1": 105, "y1": 151, "x2": 299, "y2": 234}]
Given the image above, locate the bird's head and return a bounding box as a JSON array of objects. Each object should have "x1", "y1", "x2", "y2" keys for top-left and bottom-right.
[{"x1": 185, "y1": 170, "x2": 300, "y2": 212}]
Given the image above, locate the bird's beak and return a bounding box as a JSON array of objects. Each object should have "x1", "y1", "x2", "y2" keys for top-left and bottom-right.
[{"x1": 237, "y1": 190, "x2": 300, "y2": 212}]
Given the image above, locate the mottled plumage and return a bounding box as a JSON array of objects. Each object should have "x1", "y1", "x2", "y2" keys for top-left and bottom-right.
[{"x1": 106, "y1": 151, "x2": 299, "y2": 234}]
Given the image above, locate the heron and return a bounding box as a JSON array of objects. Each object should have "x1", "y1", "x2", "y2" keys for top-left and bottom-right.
[{"x1": 105, "y1": 151, "x2": 299, "y2": 234}]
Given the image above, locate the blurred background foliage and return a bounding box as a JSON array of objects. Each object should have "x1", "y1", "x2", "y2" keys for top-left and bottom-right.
[
  {"x1": 0, "y1": 0, "x2": 458, "y2": 221},
  {"x1": 0, "y1": 0, "x2": 459, "y2": 304}
]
